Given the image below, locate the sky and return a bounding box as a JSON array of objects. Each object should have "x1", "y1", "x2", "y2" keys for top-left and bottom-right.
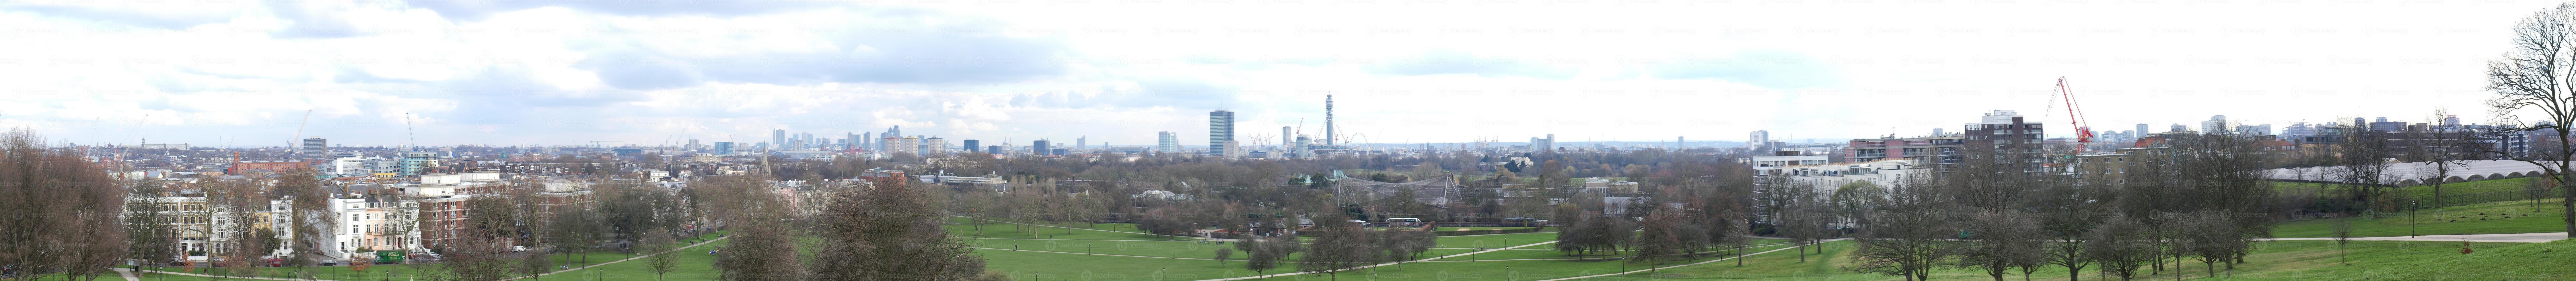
[{"x1": 0, "y1": 0, "x2": 2562, "y2": 148}]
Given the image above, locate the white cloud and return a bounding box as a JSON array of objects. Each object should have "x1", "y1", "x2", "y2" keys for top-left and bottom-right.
[{"x1": 2, "y1": 0, "x2": 2560, "y2": 148}]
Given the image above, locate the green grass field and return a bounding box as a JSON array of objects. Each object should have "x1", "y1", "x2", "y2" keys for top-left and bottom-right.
[
  {"x1": 46, "y1": 215, "x2": 2576, "y2": 281},
  {"x1": 2273, "y1": 198, "x2": 2566, "y2": 238},
  {"x1": 2275, "y1": 177, "x2": 2553, "y2": 209}
]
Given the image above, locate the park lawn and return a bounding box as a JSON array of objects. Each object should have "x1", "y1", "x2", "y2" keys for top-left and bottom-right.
[
  {"x1": 2273, "y1": 198, "x2": 2565, "y2": 238},
  {"x1": 975, "y1": 246, "x2": 1271, "y2": 281},
  {"x1": 2334, "y1": 239, "x2": 2576, "y2": 280},
  {"x1": 947, "y1": 216, "x2": 1160, "y2": 234},
  {"x1": 1434, "y1": 231, "x2": 1562, "y2": 249},
  {"x1": 1237, "y1": 243, "x2": 1799, "y2": 281},
  {"x1": 1432, "y1": 248, "x2": 1599, "y2": 261},
  {"x1": 575, "y1": 236, "x2": 729, "y2": 281},
  {"x1": 1583, "y1": 239, "x2": 2553, "y2": 280},
  {"x1": 1429, "y1": 238, "x2": 1799, "y2": 262},
  {"x1": 962, "y1": 238, "x2": 1246, "y2": 259},
  {"x1": 2275, "y1": 177, "x2": 2544, "y2": 208},
  {"x1": 944, "y1": 217, "x2": 1191, "y2": 241}
]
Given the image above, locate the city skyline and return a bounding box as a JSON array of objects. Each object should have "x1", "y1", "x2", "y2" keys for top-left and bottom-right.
[{"x1": 0, "y1": 1, "x2": 2552, "y2": 147}]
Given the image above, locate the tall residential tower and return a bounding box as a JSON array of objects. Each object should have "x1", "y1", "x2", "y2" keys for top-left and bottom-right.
[{"x1": 1210, "y1": 110, "x2": 1236, "y2": 157}]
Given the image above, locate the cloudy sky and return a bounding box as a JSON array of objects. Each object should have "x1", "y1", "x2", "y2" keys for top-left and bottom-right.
[{"x1": 0, "y1": 0, "x2": 2560, "y2": 148}]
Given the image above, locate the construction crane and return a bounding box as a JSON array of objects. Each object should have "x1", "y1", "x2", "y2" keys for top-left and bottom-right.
[{"x1": 2052, "y1": 77, "x2": 2096, "y2": 152}]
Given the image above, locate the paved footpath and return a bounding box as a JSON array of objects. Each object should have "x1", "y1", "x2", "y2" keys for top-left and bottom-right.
[
  {"x1": 2265, "y1": 232, "x2": 2569, "y2": 243},
  {"x1": 110, "y1": 268, "x2": 140, "y2": 281}
]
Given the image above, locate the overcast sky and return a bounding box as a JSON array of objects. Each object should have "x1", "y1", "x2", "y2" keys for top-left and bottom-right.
[{"x1": 1, "y1": 0, "x2": 2560, "y2": 148}]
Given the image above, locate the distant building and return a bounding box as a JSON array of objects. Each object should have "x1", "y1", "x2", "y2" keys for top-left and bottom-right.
[
  {"x1": 1157, "y1": 131, "x2": 1181, "y2": 152},
  {"x1": 1963, "y1": 110, "x2": 2045, "y2": 173},
  {"x1": 1772, "y1": 158, "x2": 1932, "y2": 192},
  {"x1": 962, "y1": 140, "x2": 980, "y2": 153},
  {"x1": 772, "y1": 129, "x2": 787, "y2": 149},
  {"x1": 924, "y1": 136, "x2": 945, "y2": 155},
  {"x1": 1845, "y1": 133, "x2": 1964, "y2": 163},
  {"x1": 302, "y1": 137, "x2": 328, "y2": 159},
  {"x1": 713, "y1": 142, "x2": 736, "y2": 155},
  {"x1": 2200, "y1": 115, "x2": 2231, "y2": 134},
  {"x1": 1749, "y1": 130, "x2": 1771, "y2": 150},
  {"x1": 1210, "y1": 110, "x2": 1236, "y2": 157},
  {"x1": 1032, "y1": 139, "x2": 1052, "y2": 156},
  {"x1": 1530, "y1": 134, "x2": 1556, "y2": 152}
]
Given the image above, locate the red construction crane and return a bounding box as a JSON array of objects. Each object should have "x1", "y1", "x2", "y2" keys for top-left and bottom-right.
[{"x1": 2056, "y1": 77, "x2": 2095, "y2": 151}]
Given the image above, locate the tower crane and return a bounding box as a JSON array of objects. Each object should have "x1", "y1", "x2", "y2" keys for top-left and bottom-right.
[{"x1": 2053, "y1": 77, "x2": 2096, "y2": 153}]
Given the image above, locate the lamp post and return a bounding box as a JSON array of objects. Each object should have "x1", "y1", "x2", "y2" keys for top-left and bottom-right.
[
  {"x1": 1506, "y1": 266, "x2": 1513, "y2": 281},
  {"x1": 2411, "y1": 200, "x2": 2420, "y2": 237}
]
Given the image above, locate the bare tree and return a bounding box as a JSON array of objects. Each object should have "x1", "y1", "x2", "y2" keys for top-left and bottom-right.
[
  {"x1": 439, "y1": 194, "x2": 523, "y2": 281},
  {"x1": 0, "y1": 130, "x2": 128, "y2": 281},
  {"x1": 711, "y1": 178, "x2": 801, "y2": 281},
  {"x1": 1847, "y1": 182, "x2": 1953, "y2": 281},
  {"x1": 1234, "y1": 233, "x2": 1299, "y2": 276},
  {"x1": 1954, "y1": 210, "x2": 2046, "y2": 281},
  {"x1": 807, "y1": 181, "x2": 986, "y2": 280},
  {"x1": 1628, "y1": 206, "x2": 1701, "y2": 269},
  {"x1": 1212, "y1": 247, "x2": 1233, "y2": 265},
  {"x1": 2483, "y1": 2, "x2": 2576, "y2": 238},
  {"x1": 2084, "y1": 216, "x2": 2155, "y2": 281},
  {"x1": 643, "y1": 228, "x2": 677, "y2": 281},
  {"x1": 281, "y1": 168, "x2": 333, "y2": 278},
  {"x1": 519, "y1": 253, "x2": 552, "y2": 280},
  {"x1": 126, "y1": 181, "x2": 180, "y2": 273},
  {"x1": 1298, "y1": 220, "x2": 1375, "y2": 281}
]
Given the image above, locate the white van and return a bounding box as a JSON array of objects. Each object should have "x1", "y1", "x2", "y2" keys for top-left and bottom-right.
[{"x1": 1385, "y1": 217, "x2": 1421, "y2": 223}]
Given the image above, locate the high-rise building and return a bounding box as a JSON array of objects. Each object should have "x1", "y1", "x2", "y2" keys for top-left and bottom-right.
[
  {"x1": 1032, "y1": 139, "x2": 1052, "y2": 156},
  {"x1": 714, "y1": 142, "x2": 736, "y2": 155},
  {"x1": 987, "y1": 145, "x2": 1003, "y2": 155},
  {"x1": 1157, "y1": 131, "x2": 1180, "y2": 152},
  {"x1": 881, "y1": 136, "x2": 922, "y2": 155},
  {"x1": 2201, "y1": 115, "x2": 2231, "y2": 134},
  {"x1": 1530, "y1": 134, "x2": 1556, "y2": 152},
  {"x1": 962, "y1": 140, "x2": 980, "y2": 153},
  {"x1": 301, "y1": 137, "x2": 328, "y2": 159},
  {"x1": 924, "y1": 136, "x2": 945, "y2": 155},
  {"x1": 686, "y1": 138, "x2": 700, "y2": 151},
  {"x1": 1283, "y1": 126, "x2": 1294, "y2": 148},
  {"x1": 772, "y1": 129, "x2": 787, "y2": 149},
  {"x1": 882, "y1": 126, "x2": 902, "y2": 150},
  {"x1": 1076, "y1": 136, "x2": 1087, "y2": 150},
  {"x1": 1209, "y1": 110, "x2": 1236, "y2": 157},
  {"x1": 1964, "y1": 110, "x2": 2044, "y2": 173},
  {"x1": 1748, "y1": 130, "x2": 1770, "y2": 149},
  {"x1": 2136, "y1": 124, "x2": 2149, "y2": 135},
  {"x1": 1324, "y1": 95, "x2": 1335, "y2": 149},
  {"x1": 862, "y1": 132, "x2": 873, "y2": 151}
]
